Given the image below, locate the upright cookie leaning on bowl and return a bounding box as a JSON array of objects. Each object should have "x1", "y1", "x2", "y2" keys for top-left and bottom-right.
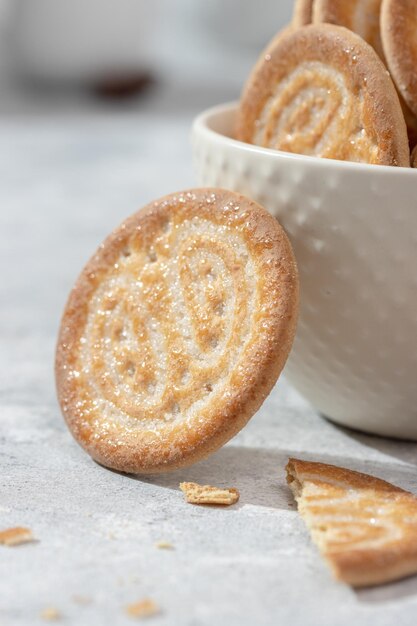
[
  {"x1": 236, "y1": 23, "x2": 410, "y2": 167},
  {"x1": 56, "y1": 189, "x2": 299, "y2": 474}
]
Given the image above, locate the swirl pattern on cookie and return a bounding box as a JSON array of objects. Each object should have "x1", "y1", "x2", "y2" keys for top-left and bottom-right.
[
  {"x1": 293, "y1": 0, "x2": 315, "y2": 27},
  {"x1": 236, "y1": 24, "x2": 409, "y2": 166},
  {"x1": 381, "y1": 0, "x2": 417, "y2": 119},
  {"x1": 56, "y1": 189, "x2": 299, "y2": 473}
]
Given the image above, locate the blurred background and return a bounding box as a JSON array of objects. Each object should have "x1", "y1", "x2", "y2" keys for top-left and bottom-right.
[{"x1": 0, "y1": 0, "x2": 292, "y2": 115}]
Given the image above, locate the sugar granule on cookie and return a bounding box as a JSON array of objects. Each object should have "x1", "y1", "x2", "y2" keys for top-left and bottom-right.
[
  {"x1": 0, "y1": 527, "x2": 34, "y2": 547},
  {"x1": 180, "y1": 482, "x2": 240, "y2": 505},
  {"x1": 126, "y1": 598, "x2": 160, "y2": 619},
  {"x1": 56, "y1": 188, "x2": 298, "y2": 474},
  {"x1": 287, "y1": 458, "x2": 417, "y2": 587}
]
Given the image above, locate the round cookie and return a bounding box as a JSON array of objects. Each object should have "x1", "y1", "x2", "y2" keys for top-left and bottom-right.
[
  {"x1": 56, "y1": 189, "x2": 299, "y2": 474},
  {"x1": 381, "y1": 0, "x2": 417, "y2": 119},
  {"x1": 402, "y1": 97, "x2": 417, "y2": 149},
  {"x1": 236, "y1": 24, "x2": 410, "y2": 166},
  {"x1": 293, "y1": 0, "x2": 315, "y2": 27},
  {"x1": 313, "y1": 0, "x2": 384, "y2": 58}
]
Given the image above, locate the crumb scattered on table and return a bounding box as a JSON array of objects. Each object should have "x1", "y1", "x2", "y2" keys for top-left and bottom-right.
[
  {"x1": 72, "y1": 595, "x2": 92, "y2": 606},
  {"x1": 180, "y1": 482, "x2": 240, "y2": 505},
  {"x1": 126, "y1": 598, "x2": 160, "y2": 619},
  {"x1": 40, "y1": 607, "x2": 60, "y2": 620},
  {"x1": 0, "y1": 527, "x2": 34, "y2": 546},
  {"x1": 155, "y1": 540, "x2": 174, "y2": 550}
]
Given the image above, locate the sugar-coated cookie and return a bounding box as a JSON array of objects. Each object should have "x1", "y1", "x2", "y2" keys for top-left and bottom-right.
[
  {"x1": 411, "y1": 145, "x2": 417, "y2": 167},
  {"x1": 314, "y1": 0, "x2": 417, "y2": 147},
  {"x1": 287, "y1": 458, "x2": 417, "y2": 587},
  {"x1": 313, "y1": 0, "x2": 384, "y2": 58},
  {"x1": 293, "y1": 0, "x2": 315, "y2": 27},
  {"x1": 236, "y1": 24, "x2": 409, "y2": 166},
  {"x1": 381, "y1": 0, "x2": 417, "y2": 119},
  {"x1": 56, "y1": 189, "x2": 299, "y2": 474}
]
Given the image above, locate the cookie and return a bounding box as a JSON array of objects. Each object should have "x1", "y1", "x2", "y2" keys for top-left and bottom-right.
[
  {"x1": 412, "y1": 145, "x2": 417, "y2": 167},
  {"x1": 126, "y1": 599, "x2": 160, "y2": 618},
  {"x1": 314, "y1": 0, "x2": 417, "y2": 146},
  {"x1": 236, "y1": 24, "x2": 410, "y2": 166},
  {"x1": 402, "y1": 99, "x2": 417, "y2": 149},
  {"x1": 180, "y1": 482, "x2": 239, "y2": 505},
  {"x1": 293, "y1": 0, "x2": 315, "y2": 27},
  {"x1": 287, "y1": 458, "x2": 417, "y2": 587},
  {"x1": 0, "y1": 527, "x2": 34, "y2": 547},
  {"x1": 313, "y1": 0, "x2": 384, "y2": 58},
  {"x1": 56, "y1": 189, "x2": 299, "y2": 474},
  {"x1": 381, "y1": 0, "x2": 417, "y2": 119}
]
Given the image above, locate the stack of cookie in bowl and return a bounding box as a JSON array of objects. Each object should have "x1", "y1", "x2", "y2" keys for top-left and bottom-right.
[
  {"x1": 54, "y1": 0, "x2": 417, "y2": 593},
  {"x1": 237, "y1": 0, "x2": 417, "y2": 167}
]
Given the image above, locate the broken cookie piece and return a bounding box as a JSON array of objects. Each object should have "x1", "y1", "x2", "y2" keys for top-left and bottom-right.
[
  {"x1": 155, "y1": 540, "x2": 174, "y2": 550},
  {"x1": 40, "y1": 607, "x2": 61, "y2": 621},
  {"x1": 0, "y1": 527, "x2": 34, "y2": 547},
  {"x1": 286, "y1": 458, "x2": 417, "y2": 587},
  {"x1": 180, "y1": 482, "x2": 239, "y2": 506},
  {"x1": 126, "y1": 598, "x2": 160, "y2": 619}
]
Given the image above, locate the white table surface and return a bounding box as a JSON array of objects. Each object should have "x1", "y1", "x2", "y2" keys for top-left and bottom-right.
[{"x1": 1, "y1": 90, "x2": 417, "y2": 626}]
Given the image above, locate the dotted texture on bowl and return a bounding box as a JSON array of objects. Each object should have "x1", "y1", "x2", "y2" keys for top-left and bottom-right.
[{"x1": 193, "y1": 125, "x2": 417, "y2": 439}]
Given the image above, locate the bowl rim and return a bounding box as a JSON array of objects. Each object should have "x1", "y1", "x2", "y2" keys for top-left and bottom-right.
[{"x1": 193, "y1": 101, "x2": 417, "y2": 177}]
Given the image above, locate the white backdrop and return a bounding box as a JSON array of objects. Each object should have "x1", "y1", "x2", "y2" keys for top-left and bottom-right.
[{"x1": 1, "y1": 0, "x2": 293, "y2": 84}]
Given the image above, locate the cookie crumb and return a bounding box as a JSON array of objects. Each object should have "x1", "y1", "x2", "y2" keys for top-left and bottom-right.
[
  {"x1": 126, "y1": 598, "x2": 160, "y2": 619},
  {"x1": 40, "y1": 607, "x2": 60, "y2": 620},
  {"x1": 0, "y1": 527, "x2": 34, "y2": 546},
  {"x1": 72, "y1": 595, "x2": 92, "y2": 606},
  {"x1": 155, "y1": 541, "x2": 174, "y2": 550},
  {"x1": 180, "y1": 482, "x2": 239, "y2": 505}
]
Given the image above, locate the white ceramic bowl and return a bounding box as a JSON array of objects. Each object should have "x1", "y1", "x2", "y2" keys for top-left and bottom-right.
[{"x1": 192, "y1": 102, "x2": 417, "y2": 440}]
